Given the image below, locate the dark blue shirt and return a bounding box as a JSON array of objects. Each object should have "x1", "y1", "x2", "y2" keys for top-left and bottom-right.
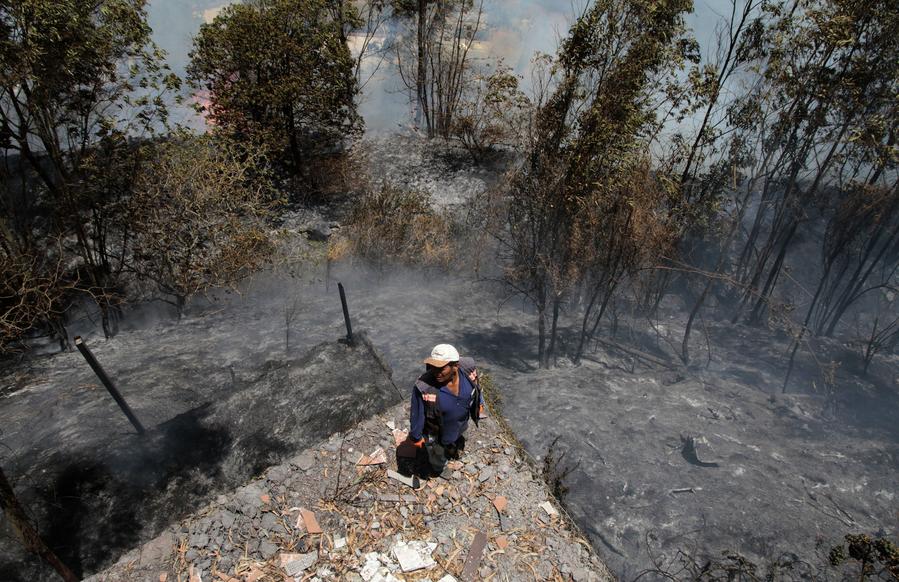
[{"x1": 409, "y1": 373, "x2": 474, "y2": 445}]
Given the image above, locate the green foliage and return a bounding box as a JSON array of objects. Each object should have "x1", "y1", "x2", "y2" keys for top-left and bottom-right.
[
  {"x1": 188, "y1": 0, "x2": 361, "y2": 178},
  {"x1": 829, "y1": 534, "x2": 899, "y2": 580},
  {"x1": 0, "y1": 0, "x2": 177, "y2": 179}
]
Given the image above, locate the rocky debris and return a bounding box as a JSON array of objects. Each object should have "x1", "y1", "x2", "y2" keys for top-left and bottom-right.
[
  {"x1": 85, "y1": 402, "x2": 613, "y2": 582},
  {"x1": 392, "y1": 540, "x2": 437, "y2": 572},
  {"x1": 0, "y1": 337, "x2": 405, "y2": 582}
]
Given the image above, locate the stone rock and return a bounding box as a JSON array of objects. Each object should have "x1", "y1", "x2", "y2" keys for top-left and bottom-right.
[
  {"x1": 260, "y1": 512, "x2": 278, "y2": 531},
  {"x1": 218, "y1": 556, "x2": 233, "y2": 572},
  {"x1": 392, "y1": 540, "x2": 437, "y2": 572},
  {"x1": 282, "y1": 551, "x2": 318, "y2": 576},
  {"x1": 188, "y1": 533, "x2": 208, "y2": 549},
  {"x1": 293, "y1": 451, "x2": 316, "y2": 471},
  {"x1": 572, "y1": 567, "x2": 591, "y2": 581},
  {"x1": 219, "y1": 510, "x2": 236, "y2": 529},
  {"x1": 259, "y1": 540, "x2": 278, "y2": 559},
  {"x1": 306, "y1": 222, "x2": 332, "y2": 241},
  {"x1": 267, "y1": 466, "x2": 288, "y2": 483},
  {"x1": 235, "y1": 484, "x2": 266, "y2": 509},
  {"x1": 138, "y1": 532, "x2": 174, "y2": 567},
  {"x1": 539, "y1": 501, "x2": 559, "y2": 517}
]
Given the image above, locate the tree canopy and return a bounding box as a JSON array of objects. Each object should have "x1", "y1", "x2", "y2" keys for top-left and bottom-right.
[{"x1": 188, "y1": 0, "x2": 361, "y2": 177}]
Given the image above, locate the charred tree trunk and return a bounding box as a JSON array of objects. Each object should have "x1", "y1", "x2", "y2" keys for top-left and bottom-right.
[
  {"x1": 537, "y1": 301, "x2": 547, "y2": 369},
  {"x1": 416, "y1": 0, "x2": 432, "y2": 136},
  {"x1": 546, "y1": 294, "x2": 562, "y2": 366},
  {"x1": 0, "y1": 467, "x2": 79, "y2": 582}
]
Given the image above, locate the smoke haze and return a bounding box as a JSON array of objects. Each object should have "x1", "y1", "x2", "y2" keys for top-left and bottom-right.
[{"x1": 146, "y1": 0, "x2": 732, "y2": 132}]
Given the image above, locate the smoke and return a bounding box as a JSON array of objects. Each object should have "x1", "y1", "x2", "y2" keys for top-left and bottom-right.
[{"x1": 146, "y1": 1, "x2": 733, "y2": 134}]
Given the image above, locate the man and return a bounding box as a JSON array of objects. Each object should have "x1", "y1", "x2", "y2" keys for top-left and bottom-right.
[{"x1": 401, "y1": 344, "x2": 482, "y2": 478}]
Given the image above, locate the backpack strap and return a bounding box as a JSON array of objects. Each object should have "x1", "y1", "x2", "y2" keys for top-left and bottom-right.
[{"x1": 458, "y1": 357, "x2": 482, "y2": 427}]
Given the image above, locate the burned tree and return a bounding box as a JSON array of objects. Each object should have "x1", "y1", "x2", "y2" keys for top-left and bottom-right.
[
  {"x1": 729, "y1": 0, "x2": 899, "y2": 327},
  {"x1": 0, "y1": 0, "x2": 178, "y2": 339},
  {"x1": 0, "y1": 467, "x2": 77, "y2": 581},
  {"x1": 393, "y1": 0, "x2": 484, "y2": 138},
  {"x1": 500, "y1": 0, "x2": 692, "y2": 368},
  {"x1": 129, "y1": 134, "x2": 279, "y2": 317}
]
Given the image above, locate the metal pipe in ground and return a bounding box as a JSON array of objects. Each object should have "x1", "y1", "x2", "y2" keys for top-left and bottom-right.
[
  {"x1": 338, "y1": 282, "x2": 354, "y2": 345},
  {"x1": 74, "y1": 336, "x2": 146, "y2": 435}
]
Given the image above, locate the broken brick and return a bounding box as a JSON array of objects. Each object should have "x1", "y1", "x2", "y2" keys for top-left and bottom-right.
[
  {"x1": 357, "y1": 447, "x2": 387, "y2": 466},
  {"x1": 492, "y1": 495, "x2": 508, "y2": 513},
  {"x1": 300, "y1": 508, "x2": 322, "y2": 534},
  {"x1": 393, "y1": 429, "x2": 408, "y2": 445},
  {"x1": 259, "y1": 494, "x2": 271, "y2": 505},
  {"x1": 495, "y1": 535, "x2": 509, "y2": 550}
]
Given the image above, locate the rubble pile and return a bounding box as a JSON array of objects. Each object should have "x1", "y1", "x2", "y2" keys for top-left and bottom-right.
[{"x1": 86, "y1": 403, "x2": 613, "y2": 582}]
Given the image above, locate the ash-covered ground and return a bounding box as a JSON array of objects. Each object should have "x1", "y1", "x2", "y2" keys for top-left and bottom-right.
[
  {"x1": 1, "y1": 136, "x2": 897, "y2": 580},
  {"x1": 0, "y1": 322, "x2": 402, "y2": 580}
]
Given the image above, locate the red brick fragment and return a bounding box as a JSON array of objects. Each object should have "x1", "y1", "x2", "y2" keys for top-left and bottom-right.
[{"x1": 300, "y1": 508, "x2": 323, "y2": 534}]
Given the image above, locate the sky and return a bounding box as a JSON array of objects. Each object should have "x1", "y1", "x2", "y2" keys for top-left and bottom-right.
[{"x1": 147, "y1": 0, "x2": 734, "y2": 132}]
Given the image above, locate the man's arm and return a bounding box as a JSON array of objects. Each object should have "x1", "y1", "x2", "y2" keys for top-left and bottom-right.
[{"x1": 409, "y1": 385, "x2": 425, "y2": 442}]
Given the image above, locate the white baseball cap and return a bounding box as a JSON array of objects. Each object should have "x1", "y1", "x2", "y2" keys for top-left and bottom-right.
[{"x1": 423, "y1": 344, "x2": 460, "y2": 367}]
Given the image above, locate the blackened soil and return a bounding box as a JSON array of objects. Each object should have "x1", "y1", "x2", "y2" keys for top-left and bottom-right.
[{"x1": 0, "y1": 340, "x2": 401, "y2": 581}]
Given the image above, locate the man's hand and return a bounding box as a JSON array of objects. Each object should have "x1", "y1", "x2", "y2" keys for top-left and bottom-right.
[{"x1": 467, "y1": 369, "x2": 478, "y2": 383}]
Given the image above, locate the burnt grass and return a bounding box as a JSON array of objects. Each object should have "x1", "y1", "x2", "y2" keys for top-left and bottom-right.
[
  {"x1": 1, "y1": 230, "x2": 897, "y2": 580},
  {"x1": 0, "y1": 332, "x2": 401, "y2": 581}
]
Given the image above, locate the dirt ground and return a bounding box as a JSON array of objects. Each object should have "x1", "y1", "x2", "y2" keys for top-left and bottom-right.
[
  {"x1": 3, "y1": 261, "x2": 896, "y2": 581},
  {"x1": 83, "y1": 400, "x2": 613, "y2": 582},
  {"x1": 1, "y1": 135, "x2": 897, "y2": 580}
]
